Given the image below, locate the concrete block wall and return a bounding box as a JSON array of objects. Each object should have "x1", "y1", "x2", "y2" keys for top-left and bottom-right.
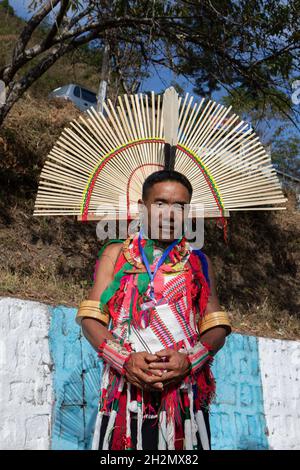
[
  {"x1": 49, "y1": 305, "x2": 102, "y2": 450},
  {"x1": 0, "y1": 297, "x2": 299, "y2": 450},
  {"x1": 0, "y1": 298, "x2": 53, "y2": 449},
  {"x1": 259, "y1": 338, "x2": 300, "y2": 449},
  {"x1": 210, "y1": 334, "x2": 269, "y2": 449}
]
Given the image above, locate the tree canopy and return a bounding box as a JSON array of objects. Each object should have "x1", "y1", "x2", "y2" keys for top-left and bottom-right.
[{"x1": 0, "y1": 0, "x2": 299, "y2": 129}]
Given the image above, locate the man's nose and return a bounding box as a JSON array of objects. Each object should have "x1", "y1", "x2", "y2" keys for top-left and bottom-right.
[
  {"x1": 169, "y1": 208, "x2": 175, "y2": 222},
  {"x1": 161, "y1": 207, "x2": 175, "y2": 224}
]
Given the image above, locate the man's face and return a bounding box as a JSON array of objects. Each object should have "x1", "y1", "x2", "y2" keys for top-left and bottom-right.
[{"x1": 139, "y1": 180, "x2": 191, "y2": 243}]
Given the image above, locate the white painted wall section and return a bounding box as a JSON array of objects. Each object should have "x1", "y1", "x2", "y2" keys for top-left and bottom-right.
[
  {"x1": 258, "y1": 337, "x2": 300, "y2": 450},
  {"x1": 0, "y1": 298, "x2": 54, "y2": 450}
]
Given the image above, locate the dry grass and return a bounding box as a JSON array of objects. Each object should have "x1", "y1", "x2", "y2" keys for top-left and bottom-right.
[
  {"x1": 227, "y1": 298, "x2": 300, "y2": 341},
  {"x1": 0, "y1": 271, "x2": 86, "y2": 307}
]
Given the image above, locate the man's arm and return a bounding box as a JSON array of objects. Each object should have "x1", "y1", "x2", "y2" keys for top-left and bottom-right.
[
  {"x1": 199, "y1": 254, "x2": 227, "y2": 355},
  {"x1": 81, "y1": 243, "x2": 123, "y2": 352}
]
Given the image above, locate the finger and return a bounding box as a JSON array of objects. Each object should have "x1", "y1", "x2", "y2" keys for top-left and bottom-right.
[
  {"x1": 135, "y1": 370, "x2": 164, "y2": 388},
  {"x1": 144, "y1": 353, "x2": 159, "y2": 362},
  {"x1": 160, "y1": 371, "x2": 177, "y2": 382},
  {"x1": 155, "y1": 349, "x2": 174, "y2": 357},
  {"x1": 138, "y1": 369, "x2": 164, "y2": 384},
  {"x1": 126, "y1": 375, "x2": 144, "y2": 390},
  {"x1": 130, "y1": 373, "x2": 163, "y2": 391},
  {"x1": 148, "y1": 362, "x2": 174, "y2": 370},
  {"x1": 127, "y1": 375, "x2": 160, "y2": 392},
  {"x1": 131, "y1": 381, "x2": 143, "y2": 390},
  {"x1": 125, "y1": 368, "x2": 141, "y2": 382},
  {"x1": 143, "y1": 382, "x2": 163, "y2": 392},
  {"x1": 142, "y1": 367, "x2": 163, "y2": 377},
  {"x1": 150, "y1": 382, "x2": 164, "y2": 390},
  {"x1": 162, "y1": 379, "x2": 180, "y2": 388}
]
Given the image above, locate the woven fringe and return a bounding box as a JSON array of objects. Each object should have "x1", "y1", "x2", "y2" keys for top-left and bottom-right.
[
  {"x1": 125, "y1": 383, "x2": 132, "y2": 449},
  {"x1": 194, "y1": 360, "x2": 216, "y2": 409},
  {"x1": 189, "y1": 385, "x2": 198, "y2": 450},
  {"x1": 158, "y1": 410, "x2": 167, "y2": 450},
  {"x1": 199, "y1": 272, "x2": 210, "y2": 316},
  {"x1": 91, "y1": 409, "x2": 103, "y2": 450},
  {"x1": 102, "y1": 377, "x2": 125, "y2": 450},
  {"x1": 195, "y1": 410, "x2": 210, "y2": 450},
  {"x1": 188, "y1": 252, "x2": 210, "y2": 316},
  {"x1": 166, "y1": 416, "x2": 175, "y2": 450},
  {"x1": 164, "y1": 386, "x2": 182, "y2": 426},
  {"x1": 184, "y1": 416, "x2": 192, "y2": 450},
  {"x1": 91, "y1": 364, "x2": 110, "y2": 450},
  {"x1": 136, "y1": 389, "x2": 143, "y2": 450},
  {"x1": 132, "y1": 283, "x2": 141, "y2": 327},
  {"x1": 102, "y1": 410, "x2": 117, "y2": 450},
  {"x1": 183, "y1": 388, "x2": 192, "y2": 450}
]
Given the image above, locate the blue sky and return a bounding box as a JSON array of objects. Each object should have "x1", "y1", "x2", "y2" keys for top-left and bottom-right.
[{"x1": 10, "y1": 0, "x2": 29, "y2": 18}]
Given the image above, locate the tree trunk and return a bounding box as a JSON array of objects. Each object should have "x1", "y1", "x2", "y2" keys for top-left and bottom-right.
[
  {"x1": 0, "y1": 85, "x2": 20, "y2": 126},
  {"x1": 0, "y1": 41, "x2": 72, "y2": 127},
  {"x1": 97, "y1": 42, "x2": 110, "y2": 114}
]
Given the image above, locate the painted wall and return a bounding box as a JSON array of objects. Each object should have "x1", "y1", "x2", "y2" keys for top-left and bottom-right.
[
  {"x1": 0, "y1": 297, "x2": 299, "y2": 450},
  {"x1": 259, "y1": 338, "x2": 300, "y2": 450},
  {"x1": 0, "y1": 298, "x2": 53, "y2": 449}
]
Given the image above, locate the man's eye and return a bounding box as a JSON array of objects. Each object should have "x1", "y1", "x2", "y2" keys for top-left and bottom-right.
[{"x1": 173, "y1": 204, "x2": 185, "y2": 211}]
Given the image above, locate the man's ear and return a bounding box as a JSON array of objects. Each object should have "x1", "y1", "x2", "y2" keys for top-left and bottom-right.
[{"x1": 138, "y1": 198, "x2": 145, "y2": 212}]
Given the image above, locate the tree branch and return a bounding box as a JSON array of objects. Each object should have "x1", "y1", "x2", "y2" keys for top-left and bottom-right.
[
  {"x1": 12, "y1": 0, "x2": 61, "y2": 60},
  {"x1": 42, "y1": 0, "x2": 70, "y2": 49}
]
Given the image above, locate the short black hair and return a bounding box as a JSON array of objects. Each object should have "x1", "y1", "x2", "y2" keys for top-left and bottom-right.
[{"x1": 142, "y1": 170, "x2": 193, "y2": 200}]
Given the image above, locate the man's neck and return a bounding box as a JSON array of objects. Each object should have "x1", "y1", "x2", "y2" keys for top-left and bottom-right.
[
  {"x1": 139, "y1": 230, "x2": 182, "y2": 249},
  {"x1": 152, "y1": 238, "x2": 175, "y2": 249}
]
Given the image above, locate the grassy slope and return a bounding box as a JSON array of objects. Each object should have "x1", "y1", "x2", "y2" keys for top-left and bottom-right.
[{"x1": 0, "y1": 9, "x2": 299, "y2": 340}]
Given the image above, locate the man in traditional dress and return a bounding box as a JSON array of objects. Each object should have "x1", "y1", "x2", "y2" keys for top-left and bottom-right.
[{"x1": 76, "y1": 169, "x2": 232, "y2": 450}]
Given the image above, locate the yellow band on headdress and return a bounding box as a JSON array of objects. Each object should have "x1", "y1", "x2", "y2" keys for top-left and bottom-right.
[
  {"x1": 198, "y1": 311, "x2": 231, "y2": 336},
  {"x1": 76, "y1": 300, "x2": 109, "y2": 327}
]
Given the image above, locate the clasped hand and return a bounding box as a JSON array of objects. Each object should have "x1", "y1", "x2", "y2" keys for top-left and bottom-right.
[{"x1": 124, "y1": 349, "x2": 190, "y2": 392}]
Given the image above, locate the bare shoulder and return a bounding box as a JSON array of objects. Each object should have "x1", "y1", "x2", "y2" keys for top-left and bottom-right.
[
  {"x1": 101, "y1": 242, "x2": 123, "y2": 260},
  {"x1": 88, "y1": 242, "x2": 123, "y2": 301},
  {"x1": 97, "y1": 242, "x2": 123, "y2": 272}
]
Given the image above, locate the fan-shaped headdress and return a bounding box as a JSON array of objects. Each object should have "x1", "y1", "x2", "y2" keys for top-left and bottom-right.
[{"x1": 33, "y1": 87, "x2": 287, "y2": 236}]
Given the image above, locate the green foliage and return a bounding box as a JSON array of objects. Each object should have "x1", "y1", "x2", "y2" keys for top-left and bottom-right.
[
  {"x1": 1, "y1": 0, "x2": 300, "y2": 128},
  {"x1": 222, "y1": 87, "x2": 291, "y2": 121},
  {"x1": 271, "y1": 132, "x2": 300, "y2": 177},
  {"x1": 0, "y1": 0, "x2": 14, "y2": 16}
]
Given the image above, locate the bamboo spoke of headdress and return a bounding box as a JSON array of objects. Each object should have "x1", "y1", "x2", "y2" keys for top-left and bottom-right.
[{"x1": 34, "y1": 87, "x2": 287, "y2": 218}]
